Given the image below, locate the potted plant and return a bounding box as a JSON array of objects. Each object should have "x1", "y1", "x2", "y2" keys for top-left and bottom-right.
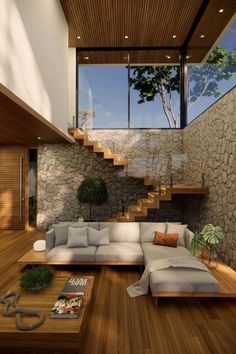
[
  {"x1": 191, "y1": 224, "x2": 225, "y2": 264},
  {"x1": 77, "y1": 176, "x2": 108, "y2": 221},
  {"x1": 20, "y1": 266, "x2": 54, "y2": 291}
]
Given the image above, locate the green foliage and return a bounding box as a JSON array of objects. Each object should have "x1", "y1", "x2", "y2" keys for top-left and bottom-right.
[
  {"x1": 77, "y1": 176, "x2": 108, "y2": 205},
  {"x1": 191, "y1": 224, "x2": 225, "y2": 256},
  {"x1": 191, "y1": 232, "x2": 206, "y2": 257},
  {"x1": 20, "y1": 266, "x2": 53, "y2": 291},
  {"x1": 130, "y1": 46, "x2": 236, "y2": 127},
  {"x1": 130, "y1": 65, "x2": 180, "y2": 104},
  {"x1": 77, "y1": 176, "x2": 108, "y2": 220},
  {"x1": 201, "y1": 224, "x2": 225, "y2": 245}
]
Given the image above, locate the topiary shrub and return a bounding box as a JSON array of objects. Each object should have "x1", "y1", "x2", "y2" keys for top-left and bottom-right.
[
  {"x1": 77, "y1": 176, "x2": 108, "y2": 221},
  {"x1": 20, "y1": 266, "x2": 54, "y2": 291}
]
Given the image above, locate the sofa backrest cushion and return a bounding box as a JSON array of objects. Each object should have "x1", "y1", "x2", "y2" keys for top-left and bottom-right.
[
  {"x1": 99, "y1": 222, "x2": 140, "y2": 242},
  {"x1": 53, "y1": 222, "x2": 99, "y2": 246},
  {"x1": 88, "y1": 227, "x2": 110, "y2": 246},
  {"x1": 166, "y1": 222, "x2": 187, "y2": 247},
  {"x1": 67, "y1": 226, "x2": 88, "y2": 248},
  {"x1": 54, "y1": 224, "x2": 69, "y2": 246},
  {"x1": 140, "y1": 223, "x2": 166, "y2": 243}
]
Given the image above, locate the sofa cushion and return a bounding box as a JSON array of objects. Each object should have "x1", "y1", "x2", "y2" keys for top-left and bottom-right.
[
  {"x1": 166, "y1": 223, "x2": 187, "y2": 247},
  {"x1": 88, "y1": 227, "x2": 110, "y2": 246},
  {"x1": 99, "y1": 222, "x2": 140, "y2": 242},
  {"x1": 95, "y1": 242, "x2": 143, "y2": 262},
  {"x1": 54, "y1": 224, "x2": 69, "y2": 246},
  {"x1": 142, "y1": 243, "x2": 191, "y2": 265},
  {"x1": 140, "y1": 223, "x2": 166, "y2": 243},
  {"x1": 67, "y1": 226, "x2": 88, "y2": 248},
  {"x1": 46, "y1": 245, "x2": 97, "y2": 262},
  {"x1": 150, "y1": 268, "x2": 220, "y2": 293}
]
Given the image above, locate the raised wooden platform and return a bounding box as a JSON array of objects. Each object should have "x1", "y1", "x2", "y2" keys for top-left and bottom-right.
[
  {"x1": 18, "y1": 250, "x2": 236, "y2": 299},
  {"x1": 17, "y1": 250, "x2": 143, "y2": 271},
  {"x1": 0, "y1": 276, "x2": 94, "y2": 351}
]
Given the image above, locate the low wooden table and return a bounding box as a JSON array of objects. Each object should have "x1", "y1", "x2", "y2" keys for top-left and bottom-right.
[{"x1": 0, "y1": 276, "x2": 94, "y2": 352}]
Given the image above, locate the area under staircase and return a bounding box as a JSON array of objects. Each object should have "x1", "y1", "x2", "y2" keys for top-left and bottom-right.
[
  {"x1": 109, "y1": 185, "x2": 209, "y2": 222},
  {"x1": 69, "y1": 128, "x2": 209, "y2": 222}
]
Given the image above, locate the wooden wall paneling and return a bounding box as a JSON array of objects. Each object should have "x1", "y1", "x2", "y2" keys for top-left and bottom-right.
[{"x1": 0, "y1": 146, "x2": 27, "y2": 230}]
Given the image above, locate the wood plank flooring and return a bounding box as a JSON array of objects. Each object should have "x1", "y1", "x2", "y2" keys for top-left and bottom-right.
[{"x1": 0, "y1": 230, "x2": 236, "y2": 353}]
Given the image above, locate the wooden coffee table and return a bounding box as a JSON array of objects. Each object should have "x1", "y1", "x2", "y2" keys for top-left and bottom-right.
[{"x1": 0, "y1": 276, "x2": 94, "y2": 352}]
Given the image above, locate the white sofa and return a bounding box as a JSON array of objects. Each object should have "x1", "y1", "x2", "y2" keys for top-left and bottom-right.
[
  {"x1": 46, "y1": 222, "x2": 191, "y2": 264},
  {"x1": 45, "y1": 221, "x2": 220, "y2": 295}
]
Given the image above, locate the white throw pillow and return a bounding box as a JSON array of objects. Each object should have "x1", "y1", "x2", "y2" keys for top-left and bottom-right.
[
  {"x1": 166, "y1": 223, "x2": 188, "y2": 247},
  {"x1": 67, "y1": 226, "x2": 88, "y2": 248},
  {"x1": 88, "y1": 227, "x2": 110, "y2": 246}
]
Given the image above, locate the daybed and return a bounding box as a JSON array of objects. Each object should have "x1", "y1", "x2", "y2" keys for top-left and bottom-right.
[{"x1": 45, "y1": 221, "x2": 220, "y2": 296}]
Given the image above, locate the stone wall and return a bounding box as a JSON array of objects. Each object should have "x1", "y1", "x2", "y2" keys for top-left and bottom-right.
[
  {"x1": 37, "y1": 129, "x2": 184, "y2": 230},
  {"x1": 183, "y1": 87, "x2": 236, "y2": 268},
  {"x1": 88, "y1": 129, "x2": 184, "y2": 184},
  {"x1": 37, "y1": 143, "x2": 149, "y2": 230}
]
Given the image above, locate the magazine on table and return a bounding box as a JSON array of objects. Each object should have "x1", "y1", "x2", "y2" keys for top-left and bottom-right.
[
  {"x1": 50, "y1": 293, "x2": 83, "y2": 319},
  {"x1": 61, "y1": 278, "x2": 88, "y2": 296}
]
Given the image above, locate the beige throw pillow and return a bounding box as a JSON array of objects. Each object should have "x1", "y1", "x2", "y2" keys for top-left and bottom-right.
[
  {"x1": 166, "y1": 223, "x2": 187, "y2": 247},
  {"x1": 67, "y1": 226, "x2": 88, "y2": 248},
  {"x1": 88, "y1": 227, "x2": 110, "y2": 246}
]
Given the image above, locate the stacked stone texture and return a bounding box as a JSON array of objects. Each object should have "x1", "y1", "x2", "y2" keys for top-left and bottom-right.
[
  {"x1": 88, "y1": 129, "x2": 184, "y2": 184},
  {"x1": 37, "y1": 143, "x2": 149, "y2": 230},
  {"x1": 183, "y1": 87, "x2": 236, "y2": 269}
]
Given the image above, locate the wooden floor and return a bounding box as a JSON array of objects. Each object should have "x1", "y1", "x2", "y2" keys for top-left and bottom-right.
[{"x1": 1, "y1": 230, "x2": 236, "y2": 353}]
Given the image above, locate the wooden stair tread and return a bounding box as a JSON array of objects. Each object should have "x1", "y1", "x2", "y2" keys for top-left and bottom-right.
[{"x1": 69, "y1": 128, "x2": 128, "y2": 169}]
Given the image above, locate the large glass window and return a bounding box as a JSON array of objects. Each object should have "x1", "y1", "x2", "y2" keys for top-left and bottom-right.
[
  {"x1": 187, "y1": 21, "x2": 236, "y2": 123},
  {"x1": 78, "y1": 50, "x2": 180, "y2": 129},
  {"x1": 78, "y1": 51, "x2": 129, "y2": 129}
]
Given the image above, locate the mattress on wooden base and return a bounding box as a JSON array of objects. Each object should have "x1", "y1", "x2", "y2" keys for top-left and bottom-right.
[{"x1": 150, "y1": 267, "x2": 220, "y2": 294}]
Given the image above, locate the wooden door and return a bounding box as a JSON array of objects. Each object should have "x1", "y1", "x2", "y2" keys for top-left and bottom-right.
[{"x1": 0, "y1": 146, "x2": 27, "y2": 229}]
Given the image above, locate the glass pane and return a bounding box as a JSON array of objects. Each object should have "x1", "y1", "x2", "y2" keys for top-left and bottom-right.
[
  {"x1": 78, "y1": 65, "x2": 128, "y2": 129},
  {"x1": 187, "y1": 21, "x2": 236, "y2": 123},
  {"x1": 130, "y1": 50, "x2": 180, "y2": 128}
]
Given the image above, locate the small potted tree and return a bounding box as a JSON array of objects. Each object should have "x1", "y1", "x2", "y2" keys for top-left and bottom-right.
[{"x1": 77, "y1": 176, "x2": 108, "y2": 221}]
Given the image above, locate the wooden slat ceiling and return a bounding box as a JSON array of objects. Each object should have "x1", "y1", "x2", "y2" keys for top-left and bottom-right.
[
  {"x1": 0, "y1": 85, "x2": 74, "y2": 145},
  {"x1": 61, "y1": 0, "x2": 236, "y2": 64}
]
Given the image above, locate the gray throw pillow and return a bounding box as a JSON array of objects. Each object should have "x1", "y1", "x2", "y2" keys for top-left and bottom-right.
[
  {"x1": 88, "y1": 227, "x2": 110, "y2": 246},
  {"x1": 53, "y1": 224, "x2": 68, "y2": 246},
  {"x1": 67, "y1": 226, "x2": 88, "y2": 248},
  {"x1": 166, "y1": 223, "x2": 188, "y2": 247}
]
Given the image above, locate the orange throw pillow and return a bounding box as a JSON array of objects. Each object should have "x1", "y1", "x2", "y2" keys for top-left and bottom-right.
[{"x1": 153, "y1": 231, "x2": 178, "y2": 248}]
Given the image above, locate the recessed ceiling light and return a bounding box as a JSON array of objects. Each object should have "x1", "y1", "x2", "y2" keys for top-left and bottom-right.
[
  {"x1": 37, "y1": 137, "x2": 42, "y2": 140},
  {"x1": 219, "y1": 8, "x2": 224, "y2": 13},
  {"x1": 83, "y1": 56, "x2": 89, "y2": 60},
  {"x1": 186, "y1": 55, "x2": 191, "y2": 59},
  {"x1": 77, "y1": 36, "x2": 81, "y2": 39},
  {"x1": 124, "y1": 35, "x2": 128, "y2": 39},
  {"x1": 166, "y1": 55, "x2": 171, "y2": 59},
  {"x1": 200, "y1": 34, "x2": 205, "y2": 38},
  {"x1": 172, "y1": 34, "x2": 177, "y2": 38}
]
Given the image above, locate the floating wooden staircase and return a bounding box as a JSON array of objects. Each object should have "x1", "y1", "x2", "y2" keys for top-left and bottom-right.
[
  {"x1": 69, "y1": 128, "x2": 209, "y2": 222},
  {"x1": 109, "y1": 185, "x2": 209, "y2": 222},
  {"x1": 69, "y1": 128, "x2": 128, "y2": 168}
]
